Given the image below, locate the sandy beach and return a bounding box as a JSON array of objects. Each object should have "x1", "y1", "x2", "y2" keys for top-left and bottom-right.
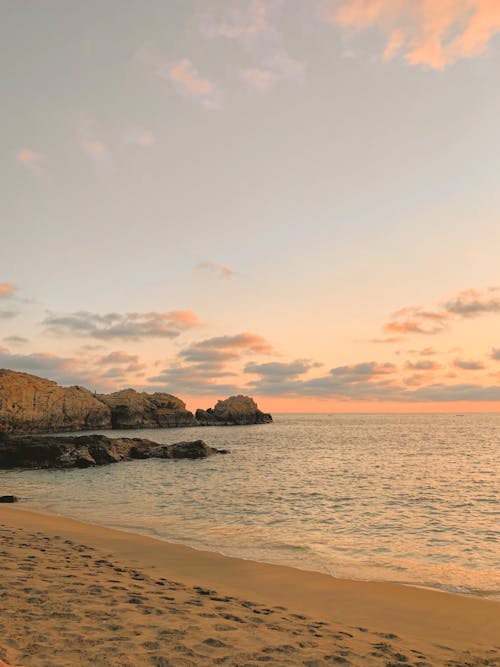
[{"x1": 0, "y1": 506, "x2": 498, "y2": 667}]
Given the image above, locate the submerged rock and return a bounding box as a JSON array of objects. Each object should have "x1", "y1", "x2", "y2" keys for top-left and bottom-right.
[
  {"x1": 195, "y1": 395, "x2": 272, "y2": 426},
  {"x1": 0, "y1": 434, "x2": 224, "y2": 469}
]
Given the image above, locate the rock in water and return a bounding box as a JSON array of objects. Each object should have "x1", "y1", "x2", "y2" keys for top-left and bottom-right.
[
  {"x1": 0, "y1": 370, "x2": 111, "y2": 434},
  {"x1": 96, "y1": 389, "x2": 195, "y2": 428},
  {"x1": 195, "y1": 395, "x2": 272, "y2": 425},
  {"x1": 0, "y1": 434, "x2": 221, "y2": 469},
  {"x1": 0, "y1": 495, "x2": 18, "y2": 503}
]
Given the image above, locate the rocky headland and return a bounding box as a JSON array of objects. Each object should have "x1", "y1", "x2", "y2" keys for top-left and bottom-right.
[
  {"x1": 0, "y1": 434, "x2": 225, "y2": 469},
  {"x1": 0, "y1": 370, "x2": 272, "y2": 434}
]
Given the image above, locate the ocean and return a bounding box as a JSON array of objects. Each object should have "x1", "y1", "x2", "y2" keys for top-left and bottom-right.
[{"x1": 2, "y1": 413, "x2": 499, "y2": 599}]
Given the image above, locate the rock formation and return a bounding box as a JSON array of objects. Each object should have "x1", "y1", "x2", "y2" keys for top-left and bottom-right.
[
  {"x1": 195, "y1": 395, "x2": 273, "y2": 425},
  {"x1": 0, "y1": 495, "x2": 18, "y2": 503},
  {"x1": 0, "y1": 435, "x2": 224, "y2": 469},
  {"x1": 0, "y1": 370, "x2": 272, "y2": 434},
  {"x1": 0, "y1": 370, "x2": 111, "y2": 434},
  {"x1": 96, "y1": 389, "x2": 195, "y2": 429}
]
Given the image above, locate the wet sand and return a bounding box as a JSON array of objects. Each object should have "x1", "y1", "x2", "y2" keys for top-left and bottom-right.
[{"x1": 1, "y1": 506, "x2": 499, "y2": 667}]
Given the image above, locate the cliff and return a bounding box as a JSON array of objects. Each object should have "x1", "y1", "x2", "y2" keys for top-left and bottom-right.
[{"x1": 0, "y1": 370, "x2": 110, "y2": 434}]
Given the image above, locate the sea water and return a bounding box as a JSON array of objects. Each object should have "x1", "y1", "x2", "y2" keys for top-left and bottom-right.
[{"x1": 2, "y1": 414, "x2": 499, "y2": 599}]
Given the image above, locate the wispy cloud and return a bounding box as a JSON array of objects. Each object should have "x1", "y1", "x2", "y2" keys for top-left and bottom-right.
[
  {"x1": 43, "y1": 310, "x2": 201, "y2": 341},
  {"x1": 321, "y1": 0, "x2": 500, "y2": 69},
  {"x1": 405, "y1": 359, "x2": 441, "y2": 371},
  {"x1": 3, "y1": 335, "x2": 28, "y2": 345},
  {"x1": 382, "y1": 287, "x2": 500, "y2": 337},
  {"x1": 0, "y1": 283, "x2": 16, "y2": 299},
  {"x1": 444, "y1": 287, "x2": 500, "y2": 317},
  {"x1": 125, "y1": 128, "x2": 154, "y2": 147},
  {"x1": 241, "y1": 50, "x2": 304, "y2": 93},
  {"x1": 491, "y1": 348, "x2": 500, "y2": 361},
  {"x1": 197, "y1": 261, "x2": 236, "y2": 278},
  {"x1": 16, "y1": 149, "x2": 43, "y2": 167},
  {"x1": 453, "y1": 358, "x2": 485, "y2": 370},
  {"x1": 0, "y1": 347, "x2": 145, "y2": 390},
  {"x1": 148, "y1": 331, "x2": 274, "y2": 395},
  {"x1": 200, "y1": 0, "x2": 272, "y2": 41},
  {"x1": 190, "y1": 333, "x2": 273, "y2": 355},
  {"x1": 200, "y1": 0, "x2": 304, "y2": 94},
  {"x1": 166, "y1": 58, "x2": 222, "y2": 109},
  {"x1": 0, "y1": 310, "x2": 18, "y2": 320},
  {"x1": 80, "y1": 139, "x2": 111, "y2": 164},
  {"x1": 98, "y1": 351, "x2": 140, "y2": 365}
]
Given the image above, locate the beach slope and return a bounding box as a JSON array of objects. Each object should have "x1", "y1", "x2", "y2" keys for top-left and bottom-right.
[{"x1": 1, "y1": 506, "x2": 498, "y2": 667}]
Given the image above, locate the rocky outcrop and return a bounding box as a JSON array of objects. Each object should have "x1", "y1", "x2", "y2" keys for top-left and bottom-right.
[
  {"x1": 0, "y1": 435, "x2": 224, "y2": 469},
  {"x1": 195, "y1": 395, "x2": 273, "y2": 425},
  {"x1": 96, "y1": 389, "x2": 195, "y2": 429},
  {"x1": 0, "y1": 370, "x2": 111, "y2": 434},
  {"x1": 0, "y1": 370, "x2": 272, "y2": 435}
]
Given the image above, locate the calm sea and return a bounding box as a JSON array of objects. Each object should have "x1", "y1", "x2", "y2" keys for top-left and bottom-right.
[{"x1": 2, "y1": 414, "x2": 499, "y2": 599}]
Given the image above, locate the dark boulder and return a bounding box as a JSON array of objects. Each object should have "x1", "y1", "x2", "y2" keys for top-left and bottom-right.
[
  {"x1": 0, "y1": 495, "x2": 18, "y2": 503},
  {"x1": 0, "y1": 434, "x2": 223, "y2": 469}
]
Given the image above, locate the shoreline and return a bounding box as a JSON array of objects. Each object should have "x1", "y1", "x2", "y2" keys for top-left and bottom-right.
[
  {"x1": 15, "y1": 501, "x2": 499, "y2": 603},
  {"x1": 1, "y1": 505, "x2": 499, "y2": 666}
]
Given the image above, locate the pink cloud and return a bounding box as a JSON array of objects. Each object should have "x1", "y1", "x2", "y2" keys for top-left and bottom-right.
[
  {"x1": 321, "y1": 0, "x2": 500, "y2": 69},
  {"x1": 167, "y1": 310, "x2": 202, "y2": 328},
  {"x1": 0, "y1": 283, "x2": 16, "y2": 298},
  {"x1": 99, "y1": 351, "x2": 139, "y2": 365},
  {"x1": 134, "y1": 130, "x2": 154, "y2": 147},
  {"x1": 384, "y1": 320, "x2": 445, "y2": 336},
  {"x1": 197, "y1": 261, "x2": 236, "y2": 278},
  {"x1": 195, "y1": 332, "x2": 274, "y2": 353},
  {"x1": 167, "y1": 59, "x2": 222, "y2": 108},
  {"x1": 200, "y1": 0, "x2": 272, "y2": 41},
  {"x1": 242, "y1": 67, "x2": 276, "y2": 93},
  {"x1": 16, "y1": 149, "x2": 41, "y2": 166},
  {"x1": 81, "y1": 140, "x2": 110, "y2": 161}
]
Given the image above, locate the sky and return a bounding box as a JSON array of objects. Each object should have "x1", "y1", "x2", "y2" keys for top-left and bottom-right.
[{"x1": 1, "y1": 0, "x2": 500, "y2": 413}]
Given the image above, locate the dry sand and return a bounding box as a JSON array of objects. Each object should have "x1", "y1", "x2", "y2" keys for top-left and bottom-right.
[{"x1": 0, "y1": 506, "x2": 499, "y2": 667}]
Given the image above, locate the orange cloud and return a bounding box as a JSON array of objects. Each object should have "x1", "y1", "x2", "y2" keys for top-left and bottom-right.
[
  {"x1": 322, "y1": 0, "x2": 500, "y2": 69},
  {"x1": 167, "y1": 310, "x2": 202, "y2": 328},
  {"x1": 81, "y1": 140, "x2": 110, "y2": 161},
  {"x1": 167, "y1": 59, "x2": 221, "y2": 108},
  {"x1": 197, "y1": 261, "x2": 236, "y2": 278},
  {"x1": 0, "y1": 283, "x2": 16, "y2": 298},
  {"x1": 16, "y1": 149, "x2": 41, "y2": 165},
  {"x1": 242, "y1": 68, "x2": 276, "y2": 93},
  {"x1": 383, "y1": 320, "x2": 445, "y2": 335}
]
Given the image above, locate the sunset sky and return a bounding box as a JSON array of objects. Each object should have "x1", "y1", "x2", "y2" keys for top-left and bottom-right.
[{"x1": 2, "y1": 0, "x2": 500, "y2": 412}]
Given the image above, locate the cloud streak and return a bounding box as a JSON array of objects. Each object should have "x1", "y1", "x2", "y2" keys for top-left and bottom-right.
[
  {"x1": 201, "y1": 0, "x2": 304, "y2": 94},
  {"x1": 16, "y1": 149, "x2": 42, "y2": 166},
  {"x1": 0, "y1": 283, "x2": 16, "y2": 299},
  {"x1": 197, "y1": 261, "x2": 236, "y2": 278},
  {"x1": 322, "y1": 0, "x2": 500, "y2": 69},
  {"x1": 166, "y1": 59, "x2": 222, "y2": 109},
  {"x1": 382, "y1": 287, "x2": 500, "y2": 337},
  {"x1": 0, "y1": 310, "x2": 18, "y2": 320},
  {"x1": 43, "y1": 310, "x2": 201, "y2": 341}
]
